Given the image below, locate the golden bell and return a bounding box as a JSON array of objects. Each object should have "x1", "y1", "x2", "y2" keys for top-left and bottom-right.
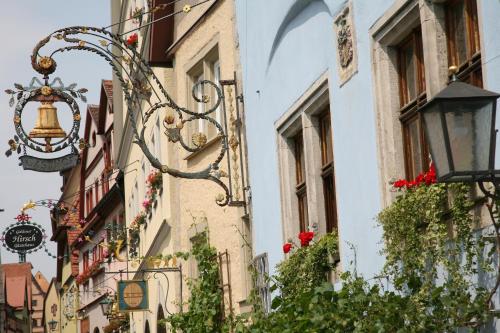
[{"x1": 29, "y1": 101, "x2": 66, "y2": 139}]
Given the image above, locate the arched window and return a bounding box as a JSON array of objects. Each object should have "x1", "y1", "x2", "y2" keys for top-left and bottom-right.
[
  {"x1": 157, "y1": 305, "x2": 166, "y2": 333},
  {"x1": 145, "y1": 321, "x2": 150, "y2": 333},
  {"x1": 93, "y1": 328, "x2": 100, "y2": 333}
]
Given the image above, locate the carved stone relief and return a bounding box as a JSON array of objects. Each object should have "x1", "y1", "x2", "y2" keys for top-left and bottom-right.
[{"x1": 334, "y1": 2, "x2": 358, "y2": 85}]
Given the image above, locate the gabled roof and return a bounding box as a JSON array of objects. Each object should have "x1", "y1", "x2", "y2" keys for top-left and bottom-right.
[
  {"x1": 102, "y1": 80, "x2": 113, "y2": 100},
  {"x1": 87, "y1": 104, "x2": 100, "y2": 126},
  {"x1": 33, "y1": 271, "x2": 49, "y2": 294},
  {"x1": 42, "y1": 278, "x2": 60, "y2": 326},
  {"x1": 1, "y1": 262, "x2": 33, "y2": 310},
  {"x1": 98, "y1": 80, "x2": 113, "y2": 134},
  {"x1": 54, "y1": 196, "x2": 81, "y2": 278}
]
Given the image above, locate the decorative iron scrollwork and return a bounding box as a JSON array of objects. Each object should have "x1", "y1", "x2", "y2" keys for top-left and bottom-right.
[{"x1": 10, "y1": 25, "x2": 234, "y2": 205}]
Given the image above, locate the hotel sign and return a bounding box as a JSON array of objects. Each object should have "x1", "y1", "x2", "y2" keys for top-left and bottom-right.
[{"x1": 1, "y1": 221, "x2": 46, "y2": 254}]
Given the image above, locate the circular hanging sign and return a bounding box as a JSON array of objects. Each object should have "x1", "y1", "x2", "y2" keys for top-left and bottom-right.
[{"x1": 1, "y1": 220, "x2": 46, "y2": 254}]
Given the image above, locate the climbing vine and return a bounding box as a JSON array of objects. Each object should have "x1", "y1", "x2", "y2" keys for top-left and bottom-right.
[
  {"x1": 160, "y1": 230, "x2": 227, "y2": 332},
  {"x1": 378, "y1": 182, "x2": 495, "y2": 330}
]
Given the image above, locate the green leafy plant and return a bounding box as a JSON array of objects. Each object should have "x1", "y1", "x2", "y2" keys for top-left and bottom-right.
[
  {"x1": 275, "y1": 232, "x2": 338, "y2": 303},
  {"x1": 246, "y1": 182, "x2": 498, "y2": 332},
  {"x1": 161, "y1": 230, "x2": 227, "y2": 332},
  {"x1": 378, "y1": 182, "x2": 495, "y2": 330}
]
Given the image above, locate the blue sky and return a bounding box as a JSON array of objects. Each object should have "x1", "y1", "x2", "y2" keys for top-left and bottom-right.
[{"x1": 0, "y1": 1, "x2": 111, "y2": 280}]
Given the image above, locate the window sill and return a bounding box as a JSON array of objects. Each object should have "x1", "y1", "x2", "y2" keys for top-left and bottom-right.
[{"x1": 184, "y1": 135, "x2": 223, "y2": 161}]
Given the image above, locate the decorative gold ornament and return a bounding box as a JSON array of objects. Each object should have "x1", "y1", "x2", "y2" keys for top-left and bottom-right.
[
  {"x1": 74, "y1": 113, "x2": 81, "y2": 121},
  {"x1": 225, "y1": 85, "x2": 242, "y2": 200},
  {"x1": 99, "y1": 40, "x2": 109, "y2": 47},
  {"x1": 44, "y1": 141, "x2": 53, "y2": 153},
  {"x1": 192, "y1": 132, "x2": 207, "y2": 148},
  {"x1": 183, "y1": 4, "x2": 191, "y2": 13},
  {"x1": 78, "y1": 139, "x2": 87, "y2": 151},
  {"x1": 29, "y1": 101, "x2": 67, "y2": 139},
  {"x1": 154, "y1": 258, "x2": 162, "y2": 268},
  {"x1": 8, "y1": 139, "x2": 17, "y2": 151},
  {"x1": 176, "y1": 121, "x2": 184, "y2": 129},
  {"x1": 21, "y1": 201, "x2": 36, "y2": 214},
  {"x1": 13, "y1": 116, "x2": 20, "y2": 124},
  {"x1": 78, "y1": 41, "x2": 86, "y2": 47},
  {"x1": 202, "y1": 95, "x2": 210, "y2": 103},
  {"x1": 40, "y1": 86, "x2": 52, "y2": 96},
  {"x1": 122, "y1": 56, "x2": 132, "y2": 65},
  {"x1": 114, "y1": 239, "x2": 126, "y2": 262},
  {"x1": 229, "y1": 135, "x2": 239, "y2": 150},
  {"x1": 164, "y1": 112, "x2": 175, "y2": 125},
  {"x1": 54, "y1": 34, "x2": 63, "y2": 40},
  {"x1": 215, "y1": 193, "x2": 225, "y2": 202},
  {"x1": 38, "y1": 57, "x2": 54, "y2": 70}
]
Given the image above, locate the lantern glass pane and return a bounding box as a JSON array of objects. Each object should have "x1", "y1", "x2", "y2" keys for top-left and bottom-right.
[
  {"x1": 422, "y1": 104, "x2": 450, "y2": 178},
  {"x1": 444, "y1": 100, "x2": 493, "y2": 173}
]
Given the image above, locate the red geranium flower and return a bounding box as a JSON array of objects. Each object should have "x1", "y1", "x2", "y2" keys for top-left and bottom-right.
[
  {"x1": 424, "y1": 163, "x2": 437, "y2": 185},
  {"x1": 298, "y1": 231, "x2": 314, "y2": 247},
  {"x1": 126, "y1": 33, "x2": 138, "y2": 47},
  {"x1": 392, "y1": 163, "x2": 437, "y2": 190},
  {"x1": 393, "y1": 179, "x2": 407, "y2": 189},
  {"x1": 283, "y1": 243, "x2": 292, "y2": 254}
]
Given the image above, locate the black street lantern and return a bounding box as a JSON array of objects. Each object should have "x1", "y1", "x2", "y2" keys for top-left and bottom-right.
[
  {"x1": 48, "y1": 319, "x2": 58, "y2": 332},
  {"x1": 419, "y1": 75, "x2": 500, "y2": 182}
]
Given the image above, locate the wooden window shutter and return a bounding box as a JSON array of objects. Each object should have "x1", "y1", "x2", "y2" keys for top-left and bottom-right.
[{"x1": 148, "y1": 0, "x2": 175, "y2": 67}]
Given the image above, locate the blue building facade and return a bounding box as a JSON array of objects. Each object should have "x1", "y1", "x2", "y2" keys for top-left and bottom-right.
[{"x1": 235, "y1": 0, "x2": 500, "y2": 298}]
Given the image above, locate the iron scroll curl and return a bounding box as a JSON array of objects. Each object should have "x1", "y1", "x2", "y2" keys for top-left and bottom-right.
[{"x1": 28, "y1": 26, "x2": 230, "y2": 205}]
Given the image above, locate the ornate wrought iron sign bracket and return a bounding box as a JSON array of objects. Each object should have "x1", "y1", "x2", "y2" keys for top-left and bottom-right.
[{"x1": 6, "y1": 23, "x2": 245, "y2": 205}]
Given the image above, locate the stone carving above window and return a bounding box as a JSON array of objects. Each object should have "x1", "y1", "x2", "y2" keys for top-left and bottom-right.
[{"x1": 334, "y1": 2, "x2": 357, "y2": 85}]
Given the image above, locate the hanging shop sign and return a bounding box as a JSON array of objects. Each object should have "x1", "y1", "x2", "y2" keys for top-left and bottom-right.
[
  {"x1": 4, "y1": 77, "x2": 85, "y2": 172},
  {"x1": 1, "y1": 218, "x2": 46, "y2": 254},
  {"x1": 117, "y1": 280, "x2": 149, "y2": 312}
]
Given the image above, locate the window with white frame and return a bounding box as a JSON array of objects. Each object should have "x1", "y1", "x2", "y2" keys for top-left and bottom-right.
[
  {"x1": 277, "y1": 83, "x2": 338, "y2": 239},
  {"x1": 253, "y1": 253, "x2": 271, "y2": 314},
  {"x1": 187, "y1": 46, "x2": 221, "y2": 142}
]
